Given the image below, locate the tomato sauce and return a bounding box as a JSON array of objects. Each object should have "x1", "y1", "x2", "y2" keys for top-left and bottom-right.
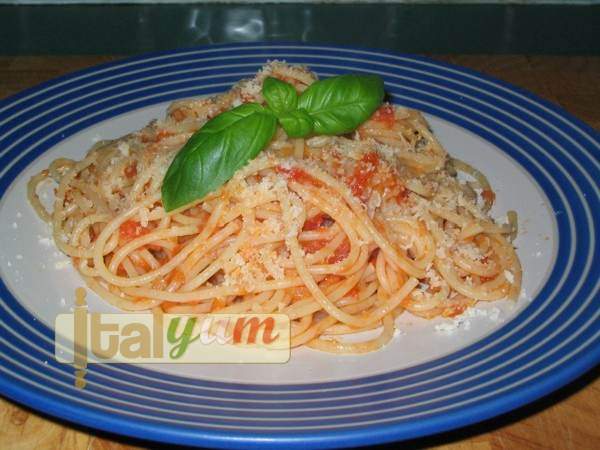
[
  {"x1": 276, "y1": 165, "x2": 322, "y2": 187},
  {"x1": 119, "y1": 220, "x2": 150, "y2": 241},
  {"x1": 368, "y1": 248, "x2": 379, "y2": 264},
  {"x1": 372, "y1": 104, "x2": 396, "y2": 128},
  {"x1": 481, "y1": 189, "x2": 496, "y2": 205},
  {"x1": 327, "y1": 239, "x2": 351, "y2": 264},
  {"x1": 303, "y1": 213, "x2": 333, "y2": 231},
  {"x1": 321, "y1": 274, "x2": 344, "y2": 285},
  {"x1": 141, "y1": 129, "x2": 173, "y2": 143},
  {"x1": 346, "y1": 285, "x2": 360, "y2": 298},
  {"x1": 347, "y1": 152, "x2": 379, "y2": 201},
  {"x1": 170, "y1": 108, "x2": 187, "y2": 122},
  {"x1": 301, "y1": 239, "x2": 328, "y2": 254},
  {"x1": 124, "y1": 162, "x2": 137, "y2": 178},
  {"x1": 290, "y1": 286, "x2": 310, "y2": 301},
  {"x1": 443, "y1": 303, "x2": 468, "y2": 318},
  {"x1": 396, "y1": 185, "x2": 409, "y2": 204}
]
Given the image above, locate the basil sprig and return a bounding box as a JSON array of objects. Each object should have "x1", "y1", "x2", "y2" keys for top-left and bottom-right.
[
  {"x1": 263, "y1": 74, "x2": 384, "y2": 138},
  {"x1": 298, "y1": 74, "x2": 384, "y2": 135},
  {"x1": 263, "y1": 76, "x2": 298, "y2": 114},
  {"x1": 278, "y1": 109, "x2": 314, "y2": 138},
  {"x1": 161, "y1": 73, "x2": 384, "y2": 211},
  {"x1": 161, "y1": 104, "x2": 277, "y2": 212}
]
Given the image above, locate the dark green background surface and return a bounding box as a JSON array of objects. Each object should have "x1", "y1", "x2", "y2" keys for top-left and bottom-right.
[{"x1": 1, "y1": 3, "x2": 599, "y2": 55}]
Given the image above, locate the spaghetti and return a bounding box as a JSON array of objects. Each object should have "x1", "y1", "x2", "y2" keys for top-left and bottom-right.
[{"x1": 28, "y1": 62, "x2": 521, "y2": 354}]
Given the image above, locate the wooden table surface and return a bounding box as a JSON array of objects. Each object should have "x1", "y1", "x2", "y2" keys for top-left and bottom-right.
[{"x1": 0, "y1": 55, "x2": 599, "y2": 450}]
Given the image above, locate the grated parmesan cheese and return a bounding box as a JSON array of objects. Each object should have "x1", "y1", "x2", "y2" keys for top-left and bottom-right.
[
  {"x1": 456, "y1": 242, "x2": 484, "y2": 261},
  {"x1": 118, "y1": 141, "x2": 130, "y2": 157},
  {"x1": 435, "y1": 316, "x2": 471, "y2": 334},
  {"x1": 488, "y1": 307, "x2": 501, "y2": 322},
  {"x1": 54, "y1": 260, "x2": 71, "y2": 270},
  {"x1": 425, "y1": 267, "x2": 445, "y2": 288},
  {"x1": 435, "y1": 246, "x2": 448, "y2": 259},
  {"x1": 393, "y1": 327, "x2": 405, "y2": 337},
  {"x1": 37, "y1": 235, "x2": 53, "y2": 247},
  {"x1": 231, "y1": 253, "x2": 245, "y2": 267}
]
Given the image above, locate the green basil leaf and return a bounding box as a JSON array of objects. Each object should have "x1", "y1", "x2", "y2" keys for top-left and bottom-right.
[
  {"x1": 161, "y1": 104, "x2": 277, "y2": 212},
  {"x1": 278, "y1": 109, "x2": 314, "y2": 138},
  {"x1": 298, "y1": 74, "x2": 384, "y2": 135},
  {"x1": 199, "y1": 102, "x2": 264, "y2": 134},
  {"x1": 262, "y1": 77, "x2": 298, "y2": 115}
]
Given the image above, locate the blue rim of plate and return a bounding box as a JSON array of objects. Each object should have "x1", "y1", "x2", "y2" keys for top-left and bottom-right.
[{"x1": 0, "y1": 43, "x2": 598, "y2": 449}]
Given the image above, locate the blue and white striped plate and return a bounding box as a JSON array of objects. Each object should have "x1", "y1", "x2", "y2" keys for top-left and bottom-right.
[{"x1": 0, "y1": 44, "x2": 598, "y2": 449}]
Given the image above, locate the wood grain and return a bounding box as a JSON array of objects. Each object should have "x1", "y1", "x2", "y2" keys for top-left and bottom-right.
[{"x1": 0, "y1": 55, "x2": 598, "y2": 450}]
